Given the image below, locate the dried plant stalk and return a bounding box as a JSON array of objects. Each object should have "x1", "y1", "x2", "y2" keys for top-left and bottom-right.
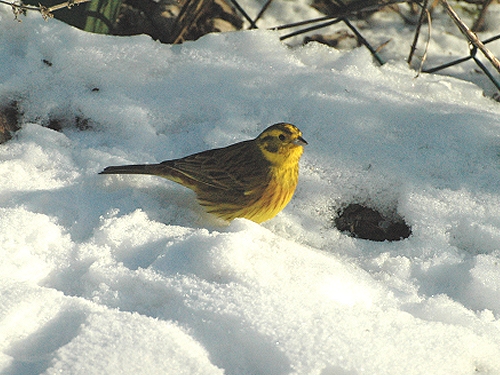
[{"x1": 440, "y1": 0, "x2": 500, "y2": 74}]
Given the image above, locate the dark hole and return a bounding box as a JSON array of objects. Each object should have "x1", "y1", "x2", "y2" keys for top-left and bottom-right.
[
  {"x1": 0, "y1": 101, "x2": 21, "y2": 144},
  {"x1": 334, "y1": 203, "x2": 412, "y2": 242}
]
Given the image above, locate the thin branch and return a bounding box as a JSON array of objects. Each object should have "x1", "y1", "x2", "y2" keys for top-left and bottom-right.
[
  {"x1": 471, "y1": 0, "x2": 493, "y2": 32},
  {"x1": 252, "y1": 0, "x2": 273, "y2": 27},
  {"x1": 415, "y1": 6, "x2": 432, "y2": 77},
  {"x1": 422, "y1": 34, "x2": 500, "y2": 73},
  {"x1": 440, "y1": 0, "x2": 500, "y2": 74},
  {"x1": 472, "y1": 52, "x2": 500, "y2": 91},
  {"x1": 279, "y1": 18, "x2": 343, "y2": 41},
  {"x1": 171, "y1": 0, "x2": 210, "y2": 44},
  {"x1": 226, "y1": 0, "x2": 258, "y2": 29},
  {"x1": 408, "y1": 0, "x2": 429, "y2": 65},
  {"x1": 0, "y1": 0, "x2": 90, "y2": 21},
  {"x1": 343, "y1": 18, "x2": 385, "y2": 65},
  {"x1": 271, "y1": 15, "x2": 337, "y2": 31},
  {"x1": 46, "y1": 0, "x2": 90, "y2": 12}
]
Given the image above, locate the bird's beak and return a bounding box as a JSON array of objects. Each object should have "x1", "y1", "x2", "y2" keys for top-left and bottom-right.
[{"x1": 294, "y1": 136, "x2": 308, "y2": 146}]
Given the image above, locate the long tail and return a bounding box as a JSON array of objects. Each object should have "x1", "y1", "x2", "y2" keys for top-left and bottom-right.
[
  {"x1": 100, "y1": 161, "x2": 193, "y2": 189},
  {"x1": 99, "y1": 164, "x2": 166, "y2": 176}
]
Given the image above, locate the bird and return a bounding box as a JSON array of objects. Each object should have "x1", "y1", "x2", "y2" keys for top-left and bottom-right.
[{"x1": 99, "y1": 122, "x2": 307, "y2": 223}]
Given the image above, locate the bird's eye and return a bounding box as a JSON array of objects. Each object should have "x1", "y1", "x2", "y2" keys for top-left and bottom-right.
[{"x1": 279, "y1": 134, "x2": 286, "y2": 141}]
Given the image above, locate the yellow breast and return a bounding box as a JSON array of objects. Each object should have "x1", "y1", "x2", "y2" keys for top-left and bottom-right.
[{"x1": 236, "y1": 163, "x2": 299, "y2": 223}]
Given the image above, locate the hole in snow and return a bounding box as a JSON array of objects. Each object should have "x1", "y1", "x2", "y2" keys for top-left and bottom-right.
[{"x1": 334, "y1": 203, "x2": 411, "y2": 242}]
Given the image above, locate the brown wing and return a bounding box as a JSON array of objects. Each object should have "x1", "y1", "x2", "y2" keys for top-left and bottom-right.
[{"x1": 161, "y1": 140, "x2": 271, "y2": 195}]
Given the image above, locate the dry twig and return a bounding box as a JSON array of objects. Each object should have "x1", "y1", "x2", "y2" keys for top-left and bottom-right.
[
  {"x1": 171, "y1": 0, "x2": 210, "y2": 43},
  {"x1": 408, "y1": 0, "x2": 429, "y2": 65},
  {"x1": 471, "y1": 0, "x2": 493, "y2": 32},
  {"x1": 413, "y1": 5, "x2": 432, "y2": 77},
  {"x1": 440, "y1": 0, "x2": 500, "y2": 74},
  {"x1": 0, "y1": 0, "x2": 90, "y2": 21}
]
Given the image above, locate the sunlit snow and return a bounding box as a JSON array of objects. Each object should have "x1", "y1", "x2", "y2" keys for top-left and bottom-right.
[{"x1": 1, "y1": 3, "x2": 500, "y2": 375}]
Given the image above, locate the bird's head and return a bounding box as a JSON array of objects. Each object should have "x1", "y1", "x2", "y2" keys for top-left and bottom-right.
[{"x1": 256, "y1": 123, "x2": 307, "y2": 166}]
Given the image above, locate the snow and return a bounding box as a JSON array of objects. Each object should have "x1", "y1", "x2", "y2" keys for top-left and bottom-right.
[{"x1": 1, "y1": 3, "x2": 500, "y2": 374}]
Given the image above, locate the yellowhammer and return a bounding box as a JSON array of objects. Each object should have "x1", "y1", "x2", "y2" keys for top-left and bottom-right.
[{"x1": 99, "y1": 123, "x2": 307, "y2": 223}]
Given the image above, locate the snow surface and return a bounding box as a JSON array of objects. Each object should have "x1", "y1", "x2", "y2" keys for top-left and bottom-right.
[{"x1": 1, "y1": 3, "x2": 500, "y2": 375}]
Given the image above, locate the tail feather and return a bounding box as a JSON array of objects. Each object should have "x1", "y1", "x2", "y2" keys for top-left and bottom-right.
[{"x1": 99, "y1": 164, "x2": 163, "y2": 175}]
